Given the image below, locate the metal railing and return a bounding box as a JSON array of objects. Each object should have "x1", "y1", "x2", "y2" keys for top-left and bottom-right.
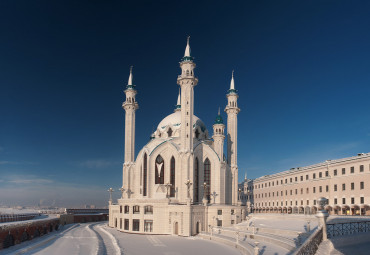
[
  {"x1": 293, "y1": 227, "x2": 323, "y2": 255},
  {"x1": 327, "y1": 221, "x2": 370, "y2": 238}
]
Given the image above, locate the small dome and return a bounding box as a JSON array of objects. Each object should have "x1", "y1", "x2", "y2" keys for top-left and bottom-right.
[{"x1": 157, "y1": 111, "x2": 206, "y2": 132}]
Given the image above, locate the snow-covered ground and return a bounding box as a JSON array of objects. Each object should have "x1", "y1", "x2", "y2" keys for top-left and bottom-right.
[{"x1": 3, "y1": 222, "x2": 241, "y2": 255}]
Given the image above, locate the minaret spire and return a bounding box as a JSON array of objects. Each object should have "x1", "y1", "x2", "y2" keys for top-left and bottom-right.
[
  {"x1": 174, "y1": 88, "x2": 181, "y2": 112},
  {"x1": 128, "y1": 66, "x2": 133, "y2": 86},
  {"x1": 230, "y1": 70, "x2": 235, "y2": 90},
  {"x1": 184, "y1": 36, "x2": 191, "y2": 57}
]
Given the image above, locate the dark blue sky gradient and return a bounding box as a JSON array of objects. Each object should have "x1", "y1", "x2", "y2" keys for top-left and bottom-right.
[{"x1": 1, "y1": 1, "x2": 369, "y2": 206}]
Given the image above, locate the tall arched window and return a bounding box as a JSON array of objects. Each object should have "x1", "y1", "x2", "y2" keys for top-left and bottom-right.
[
  {"x1": 155, "y1": 155, "x2": 164, "y2": 184},
  {"x1": 170, "y1": 157, "x2": 175, "y2": 197},
  {"x1": 194, "y1": 158, "x2": 199, "y2": 203},
  {"x1": 204, "y1": 158, "x2": 211, "y2": 202},
  {"x1": 143, "y1": 154, "x2": 147, "y2": 196}
]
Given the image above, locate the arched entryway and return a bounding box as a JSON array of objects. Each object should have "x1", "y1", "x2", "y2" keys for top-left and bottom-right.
[
  {"x1": 196, "y1": 221, "x2": 200, "y2": 234},
  {"x1": 174, "y1": 222, "x2": 179, "y2": 235}
]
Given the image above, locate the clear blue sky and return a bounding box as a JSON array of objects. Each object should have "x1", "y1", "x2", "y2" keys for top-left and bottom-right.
[{"x1": 1, "y1": 1, "x2": 369, "y2": 207}]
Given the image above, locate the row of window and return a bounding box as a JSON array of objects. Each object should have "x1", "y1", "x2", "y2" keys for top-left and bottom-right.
[
  {"x1": 116, "y1": 218, "x2": 153, "y2": 232},
  {"x1": 119, "y1": 205, "x2": 153, "y2": 214},
  {"x1": 217, "y1": 209, "x2": 235, "y2": 215},
  {"x1": 255, "y1": 196, "x2": 365, "y2": 207},
  {"x1": 254, "y1": 182, "x2": 365, "y2": 199},
  {"x1": 254, "y1": 165, "x2": 367, "y2": 189}
]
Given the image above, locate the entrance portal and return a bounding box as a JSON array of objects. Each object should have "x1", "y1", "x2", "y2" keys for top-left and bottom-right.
[{"x1": 174, "y1": 222, "x2": 179, "y2": 235}]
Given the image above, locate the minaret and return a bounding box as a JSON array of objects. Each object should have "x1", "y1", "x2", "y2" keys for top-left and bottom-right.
[
  {"x1": 174, "y1": 89, "x2": 181, "y2": 112},
  {"x1": 212, "y1": 108, "x2": 225, "y2": 160},
  {"x1": 122, "y1": 66, "x2": 139, "y2": 163},
  {"x1": 225, "y1": 71, "x2": 240, "y2": 205},
  {"x1": 177, "y1": 36, "x2": 198, "y2": 153}
]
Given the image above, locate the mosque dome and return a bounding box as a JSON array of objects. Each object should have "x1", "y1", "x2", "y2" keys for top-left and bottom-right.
[{"x1": 155, "y1": 111, "x2": 208, "y2": 138}]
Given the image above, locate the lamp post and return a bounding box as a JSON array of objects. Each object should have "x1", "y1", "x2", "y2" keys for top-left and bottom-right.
[
  {"x1": 185, "y1": 180, "x2": 192, "y2": 200},
  {"x1": 107, "y1": 188, "x2": 114, "y2": 205},
  {"x1": 210, "y1": 191, "x2": 217, "y2": 204},
  {"x1": 119, "y1": 187, "x2": 125, "y2": 199},
  {"x1": 202, "y1": 182, "x2": 208, "y2": 205}
]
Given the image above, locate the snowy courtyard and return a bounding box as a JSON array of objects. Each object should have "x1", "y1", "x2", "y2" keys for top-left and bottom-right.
[{"x1": 2, "y1": 222, "x2": 240, "y2": 255}]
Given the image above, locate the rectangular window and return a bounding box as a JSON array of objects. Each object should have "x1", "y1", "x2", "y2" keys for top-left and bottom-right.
[
  {"x1": 326, "y1": 185, "x2": 329, "y2": 192},
  {"x1": 124, "y1": 206, "x2": 129, "y2": 214},
  {"x1": 290, "y1": 201, "x2": 293, "y2": 206},
  {"x1": 124, "y1": 219, "x2": 129, "y2": 230},
  {"x1": 290, "y1": 178, "x2": 292, "y2": 183},
  {"x1": 313, "y1": 187, "x2": 316, "y2": 193},
  {"x1": 285, "y1": 179, "x2": 287, "y2": 184},
  {"x1": 295, "y1": 189, "x2": 297, "y2": 194},
  {"x1": 342, "y1": 183, "x2": 345, "y2": 191},
  {"x1": 342, "y1": 168, "x2": 345, "y2": 175},
  {"x1": 120, "y1": 205, "x2": 122, "y2": 213},
  {"x1": 306, "y1": 187, "x2": 309, "y2": 194},
  {"x1": 361, "y1": 197, "x2": 364, "y2": 204},
  {"x1": 306, "y1": 175, "x2": 309, "y2": 180},
  {"x1": 281, "y1": 180, "x2": 283, "y2": 184},
  {"x1": 281, "y1": 191, "x2": 283, "y2": 196},
  {"x1": 231, "y1": 209, "x2": 235, "y2": 215},
  {"x1": 319, "y1": 186, "x2": 322, "y2": 192},
  {"x1": 133, "y1": 219, "x2": 140, "y2": 231},
  {"x1": 218, "y1": 210, "x2": 222, "y2": 215},
  {"x1": 307, "y1": 200, "x2": 309, "y2": 205},
  {"x1": 290, "y1": 190, "x2": 292, "y2": 195},
  {"x1": 144, "y1": 220, "x2": 153, "y2": 232},
  {"x1": 133, "y1": 205, "x2": 140, "y2": 214},
  {"x1": 313, "y1": 173, "x2": 316, "y2": 179},
  {"x1": 295, "y1": 177, "x2": 297, "y2": 182},
  {"x1": 351, "y1": 197, "x2": 355, "y2": 204},
  {"x1": 144, "y1": 206, "x2": 153, "y2": 214},
  {"x1": 217, "y1": 220, "x2": 222, "y2": 227},
  {"x1": 360, "y1": 182, "x2": 364, "y2": 189},
  {"x1": 231, "y1": 220, "x2": 235, "y2": 224},
  {"x1": 351, "y1": 183, "x2": 354, "y2": 190},
  {"x1": 351, "y1": 166, "x2": 354, "y2": 173},
  {"x1": 301, "y1": 188, "x2": 303, "y2": 194},
  {"x1": 314, "y1": 200, "x2": 316, "y2": 205},
  {"x1": 360, "y1": 165, "x2": 364, "y2": 172},
  {"x1": 300, "y1": 176, "x2": 303, "y2": 181},
  {"x1": 120, "y1": 218, "x2": 122, "y2": 229},
  {"x1": 325, "y1": 171, "x2": 329, "y2": 177},
  {"x1": 334, "y1": 184, "x2": 337, "y2": 191},
  {"x1": 285, "y1": 190, "x2": 287, "y2": 195},
  {"x1": 334, "y1": 198, "x2": 337, "y2": 205},
  {"x1": 342, "y1": 198, "x2": 346, "y2": 204},
  {"x1": 334, "y1": 169, "x2": 337, "y2": 176},
  {"x1": 319, "y1": 172, "x2": 322, "y2": 178}
]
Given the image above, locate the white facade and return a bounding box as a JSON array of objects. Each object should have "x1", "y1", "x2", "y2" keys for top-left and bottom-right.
[{"x1": 109, "y1": 38, "x2": 245, "y2": 236}]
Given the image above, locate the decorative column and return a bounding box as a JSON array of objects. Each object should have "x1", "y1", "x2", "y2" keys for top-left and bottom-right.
[{"x1": 316, "y1": 197, "x2": 329, "y2": 241}]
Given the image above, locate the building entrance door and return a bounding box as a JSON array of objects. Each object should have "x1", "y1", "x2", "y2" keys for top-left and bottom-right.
[{"x1": 174, "y1": 222, "x2": 179, "y2": 235}]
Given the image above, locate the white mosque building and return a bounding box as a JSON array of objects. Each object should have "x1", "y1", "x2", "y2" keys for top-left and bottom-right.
[{"x1": 109, "y1": 38, "x2": 246, "y2": 236}]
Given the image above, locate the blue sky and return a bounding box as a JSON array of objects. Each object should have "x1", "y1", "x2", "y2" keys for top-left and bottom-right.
[{"x1": 1, "y1": 1, "x2": 369, "y2": 207}]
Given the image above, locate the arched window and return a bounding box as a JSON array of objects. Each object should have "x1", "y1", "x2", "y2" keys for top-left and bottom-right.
[
  {"x1": 170, "y1": 157, "x2": 175, "y2": 197},
  {"x1": 167, "y1": 128, "x2": 173, "y2": 137},
  {"x1": 143, "y1": 154, "x2": 147, "y2": 196},
  {"x1": 195, "y1": 129, "x2": 200, "y2": 139},
  {"x1": 155, "y1": 155, "x2": 164, "y2": 184},
  {"x1": 194, "y1": 158, "x2": 199, "y2": 203},
  {"x1": 204, "y1": 158, "x2": 211, "y2": 202}
]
